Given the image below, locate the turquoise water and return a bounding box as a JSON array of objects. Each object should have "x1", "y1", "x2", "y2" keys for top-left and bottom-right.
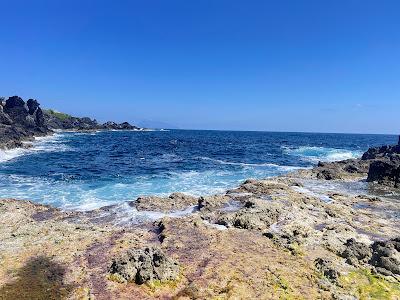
[{"x1": 0, "y1": 130, "x2": 396, "y2": 210}]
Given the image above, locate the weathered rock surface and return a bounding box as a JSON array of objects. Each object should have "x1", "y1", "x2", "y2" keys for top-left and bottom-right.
[
  {"x1": 133, "y1": 193, "x2": 198, "y2": 212},
  {"x1": 314, "y1": 258, "x2": 341, "y2": 283},
  {"x1": 370, "y1": 238, "x2": 400, "y2": 276},
  {"x1": 109, "y1": 247, "x2": 180, "y2": 284},
  {"x1": 216, "y1": 198, "x2": 282, "y2": 231},
  {"x1": 341, "y1": 237, "x2": 400, "y2": 276},
  {"x1": 341, "y1": 238, "x2": 372, "y2": 266}
]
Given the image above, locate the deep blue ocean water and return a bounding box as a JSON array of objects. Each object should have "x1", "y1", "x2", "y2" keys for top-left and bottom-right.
[{"x1": 0, "y1": 130, "x2": 396, "y2": 210}]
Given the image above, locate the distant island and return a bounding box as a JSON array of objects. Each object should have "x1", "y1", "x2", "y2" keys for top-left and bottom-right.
[{"x1": 0, "y1": 96, "x2": 143, "y2": 149}]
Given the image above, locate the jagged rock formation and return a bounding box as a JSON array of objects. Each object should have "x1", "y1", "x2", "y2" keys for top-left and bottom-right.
[
  {"x1": 341, "y1": 237, "x2": 400, "y2": 276},
  {"x1": 362, "y1": 137, "x2": 400, "y2": 188},
  {"x1": 0, "y1": 95, "x2": 141, "y2": 149},
  {"x1": 0, "y1": 96, "x2": 49, "y2": 149}
]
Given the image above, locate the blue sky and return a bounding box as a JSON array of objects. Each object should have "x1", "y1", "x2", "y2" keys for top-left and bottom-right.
[{"x1": 0, "y1": 0, "x2": 399, "y2": 134}]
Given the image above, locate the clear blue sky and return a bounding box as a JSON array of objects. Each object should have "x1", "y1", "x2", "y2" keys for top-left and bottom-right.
[{"x1": 0, "y1": 0, "x2": 399, "y2": 134}]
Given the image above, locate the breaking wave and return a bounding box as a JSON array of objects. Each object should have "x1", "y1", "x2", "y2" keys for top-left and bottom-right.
[{"x1": 283, "y1": 146, "x2": 363, "y2": 162}]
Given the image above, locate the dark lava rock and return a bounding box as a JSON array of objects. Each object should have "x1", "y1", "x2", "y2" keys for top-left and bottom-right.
[
  {"x1": 314, "y1": 258, "x2": 341, "y2": 283},
  {"x1": 367, "y1": 158, "x2": 400, "y2": 188},
  {"x1": 26, "y1": 99, "x2": 40, "y2": 115},
  {"x1": 370, "y1": 238, "x2": 400, "y2": 276},
  {"x1": 360, "y1": 138, "x2": 400, "y2": 188},
  {"x1": 311, "y1": 159, "x2": 370, "y2": 181},
  {"x1": 361, "y1": 143, "x2": 400, "y2": 161},
  {"x1": 102, "y1": 121, "x2": 139, "y2": 130},
  {"x1": 1, "y1": 95, "x2": 141, "y2": 149},
  {"x1": 0, "y1": 104, "x2": 13, "y2": 125},
  {"x1": 4, "y1": 96, "x2": 26, "y2": 111},
  {"x1": 4, "y1": 96, "x2": 29, "y2": 124},
  {"x1": 35, "y1": 107, "x2": 45, "y2": 128},
  {"x1": 341, "y1": 237, "x2": 400, "y2": 276},
  {"x1": 108, "y1": 247, "x2": 180, "y2": 284},
  {"x1": 341, "y1": 238, "x2": 372, "y2": 266}
]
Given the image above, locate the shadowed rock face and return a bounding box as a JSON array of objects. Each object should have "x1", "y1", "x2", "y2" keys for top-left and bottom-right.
[
  {"x1": 26, "y1": 99, "x2": 40, "y2": 115},
  {"x1": 367, "y1": 159, "x2": 400, "y2": 187}
]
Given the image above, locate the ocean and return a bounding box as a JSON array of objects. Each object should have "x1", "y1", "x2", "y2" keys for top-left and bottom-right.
[{"x1": 0, "y1": 130, "x2": 396, "y2": 210}]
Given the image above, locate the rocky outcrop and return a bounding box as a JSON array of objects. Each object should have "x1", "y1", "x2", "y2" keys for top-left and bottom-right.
[
  {"x1": 367, "y1": 159, "x2": 400, "y2": 188},
  {"x1": 102, "y1": 121, "x2": 139, "y2": 130},
  {"x1": 370, "y1": 238, "x2": 400, "y2": 276},
  {"x1": 341, "y1": 237, "x2": 400, "y2": 276},
  {"x1": 362, "y1": 137, "x2": 400, "y2": 188},
  {"x1": 0, "y1": 96, "x2": 50, "y2": 149},
  {"x1": 0, "y1": 95, "x2": 142, "y2": 149},
  {"x1": 341, "y1": 238, "x2": 372, "y2": 266},
  {"x1": 108, "y1": 247, "x2": 180, "y2": 284},
  {"x1": 295, "y1": 136, "x2": 400, "y2": 188},
  {"x1": 44, "y1": 111, "x2": 140, "y2": 131}
]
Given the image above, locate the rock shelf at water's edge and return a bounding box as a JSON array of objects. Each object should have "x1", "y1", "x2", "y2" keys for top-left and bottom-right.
[{"x1": 0, "y1": 141, "x2": 399, "y2": 299}]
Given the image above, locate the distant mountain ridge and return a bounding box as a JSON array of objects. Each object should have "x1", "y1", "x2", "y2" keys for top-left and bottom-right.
[{"x1": 0, "y1": 96, "x2": 142, "y2": 149}]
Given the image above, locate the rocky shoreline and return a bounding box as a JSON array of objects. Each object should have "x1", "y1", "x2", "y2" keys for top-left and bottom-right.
[
  {"x1": 0, "y1": 96, "x2": 143, "y2": 150},
  {"x1": 0, "y1": 139, "x2": 399, "y2": 299}
]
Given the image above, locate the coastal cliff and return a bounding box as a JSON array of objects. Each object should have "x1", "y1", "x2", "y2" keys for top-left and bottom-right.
[
  {"x1": 0, "y1": 96, "x2": 141, "y2": 149},
  {"x1": 0, "y1": 142, "x2": 399, "y2": 299}
]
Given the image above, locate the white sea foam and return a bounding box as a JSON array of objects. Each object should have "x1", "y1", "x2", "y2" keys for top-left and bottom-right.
[
  {"x1": 0, "y1": 148, "x2": 29, "y2": 163},
  {"x1": 283, "y1": 146, "x2": 362, "y2": 162},
  {"x1": 198, "y1": 156, "x2": 301, "y2": 171},
  {"x1": 0, "y1": 133, "x2": 72, "y2": 163}
]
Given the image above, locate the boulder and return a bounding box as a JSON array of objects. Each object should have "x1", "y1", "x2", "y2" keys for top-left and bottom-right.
[
  {"x1": 4, "y1": 96, "x2": 28, "y2": 124},
  {"x1": 108, "y1": 247, "x2": 179, "y2": 284},
  {"x1": 370, "y1": 238, "x2": 400, "y2": 276},
  {"x1": 341, "y1": 238, "x2": 372, "y2": 266},
  {"x1": 367, "y1": 158, "x2": 400, "y2": 188},
  {"x1": 4, "y1": 96, "x2": 26, "y2": 111}
]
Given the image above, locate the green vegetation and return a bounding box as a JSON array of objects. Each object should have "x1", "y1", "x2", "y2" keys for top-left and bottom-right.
[
  {"x1": 340, "y1": 269, "x2": 400, "y2": 300},
  {"x1": 44, "y1": 109, "x2": 71, "y2": 121}
]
